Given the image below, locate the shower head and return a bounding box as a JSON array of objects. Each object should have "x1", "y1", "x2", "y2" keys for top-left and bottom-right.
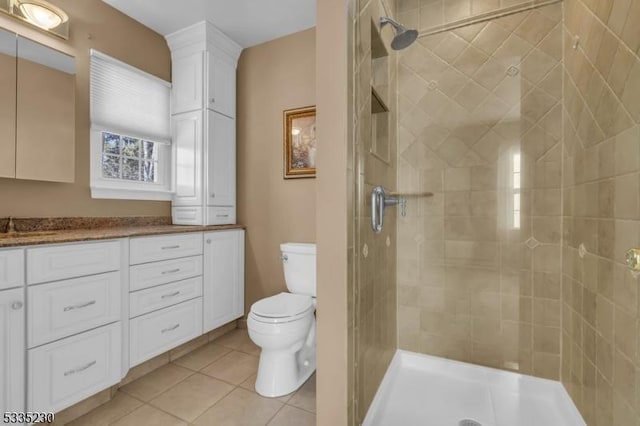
[{"x1": 380, "y1": 17, "x2": 418, "y2": 50}]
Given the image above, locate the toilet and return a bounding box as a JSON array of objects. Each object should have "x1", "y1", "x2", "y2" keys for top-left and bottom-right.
[{"x1": 248, "y1": 242, "x2": 316, "y2": 397}]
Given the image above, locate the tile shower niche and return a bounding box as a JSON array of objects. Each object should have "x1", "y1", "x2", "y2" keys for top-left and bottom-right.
[{"x1": 371, "y1": 21, "x2": 389, "y2": 163}]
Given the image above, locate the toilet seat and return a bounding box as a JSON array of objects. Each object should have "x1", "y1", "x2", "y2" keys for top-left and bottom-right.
[{"x1": 250, "y1": 292, "x2": 314, "y2": 324}]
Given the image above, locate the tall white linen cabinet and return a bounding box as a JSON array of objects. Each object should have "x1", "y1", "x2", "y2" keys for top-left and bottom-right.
[{"x1": 167, "y1": 22, "x2": 242, "y2": 225}]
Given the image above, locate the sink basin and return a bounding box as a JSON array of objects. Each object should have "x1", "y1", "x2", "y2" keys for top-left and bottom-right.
[{"x1": 0, "y1": 231, "x2": 57, "y2": 239}]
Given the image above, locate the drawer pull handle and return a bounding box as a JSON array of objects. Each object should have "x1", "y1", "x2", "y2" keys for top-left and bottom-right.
[
  {"x1": 161, "y1": 323, "x2": 180, "y2": 333},
  {"x1": 216, "y1": 214, "x2": 229, "y2": 218},
  {"x1": 161, "y1": 291, "x2": 181, "y2": 299},
  {"x1": 161, "y1": 268, "x2": 181, "y2": 275},
  {"x1": 161, "y1": 245, "x2": 181, "y2": 250},
  {"x1": 64, "y1": 360, "x2": 97, "y2": 376},
  {"x1": 63, "y1": 300, "x2": 96, "y2": 312}
]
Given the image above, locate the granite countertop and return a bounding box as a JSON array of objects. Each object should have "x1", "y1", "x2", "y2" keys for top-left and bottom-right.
[{"x1": 0, "y1": 217, "x2": 245, "y2": 248}]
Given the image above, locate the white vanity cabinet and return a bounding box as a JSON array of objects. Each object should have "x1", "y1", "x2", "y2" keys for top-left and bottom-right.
[
  {"x1": 26, "y1": 240, "x2": 126, "y2": 414},
  {"x1": 203, "y1": 229, "x2": 244, "y2": 332},
  {"x1": 171, "y1": 51, "x2": 204, "y2": 115},
  {"x1": 0, "y1": 249, "x2": 25, "y2": 420},
  {"x1": 0, "y1": 287, "x2": 25, "y2": 419},
  {"x1": 128, "y1": 233, "x2": 204, "y2": 367},
  {"x1": 171, "y1": 51, "x2": 236, "y2": 118},
  {"x1": 167, "y1": 22, "x2": 242, "y2": 225},
  {"x1": 3, "y1": 226, "x2": 244, "y2": 417},
  {"x1": 208, "y1": 54, "x2": 236, "y2": 118},
  {"x1": 207, "y1": 110, "x2": 236, "y2": 209}
]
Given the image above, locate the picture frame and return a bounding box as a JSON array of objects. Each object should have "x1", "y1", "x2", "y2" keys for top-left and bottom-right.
[{"x1": 283, "y1": 106, "x2": 316, "y2": 179}]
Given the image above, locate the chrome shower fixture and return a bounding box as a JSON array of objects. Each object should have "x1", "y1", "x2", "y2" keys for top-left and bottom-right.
[{"x1": 380, "y1": 17, "x2": 418, "y2": 50}]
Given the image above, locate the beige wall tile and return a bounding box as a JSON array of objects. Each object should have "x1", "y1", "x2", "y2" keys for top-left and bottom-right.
[
  {"x1": 621, "y1": 60, "x2": 640, "y2": 122},
  {"x1": 620, "y1": 0, "x2": 640, "y2": 53}
]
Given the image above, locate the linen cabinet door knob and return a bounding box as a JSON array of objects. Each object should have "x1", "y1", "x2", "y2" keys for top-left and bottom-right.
[
  {"x1": 206, "y1": 239, "x2": 212, "y2": 244},
  {"x1": 11, "y1": 301, "x2": 23, "y2": 310}
]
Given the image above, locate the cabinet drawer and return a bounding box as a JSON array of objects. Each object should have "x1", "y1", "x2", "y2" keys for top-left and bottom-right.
[
  {"x1": 28, "y1": 322, "x2": 121, "y2": 413},
  {"x1": 130, "y1": 298, "x2": 202, "y2": 367},
  {"x1": 27, "y1": 241, "x2": 121, "y2": 285},
  {"x1": 130, "y1": 255, "x2": 202, "y2": 291},
  {"x1": 207, "y1": 207, "x2": 235, "y2": 225},
  {"x1": 130, "y1": 233, "x2": 203, "y2": 265},
  {"x1": 0, "y1": 249, "x2": 24, "y2": 290},
  {"x1": 130, "y1": 276, "x2": 202, "y2": 318},
  {"x1": 172, "y1": 207, "x2": 203, "y2": 225},
  {"x1": 28, "y1": 271, "x2": 121, "y2": 348}
]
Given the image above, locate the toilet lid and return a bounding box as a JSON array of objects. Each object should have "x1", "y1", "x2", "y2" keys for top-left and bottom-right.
[{"x1": 251, "y1": 292, "x2": 314, "y2": 319}]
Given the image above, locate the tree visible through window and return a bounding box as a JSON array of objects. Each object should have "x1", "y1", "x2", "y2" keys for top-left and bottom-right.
[{"x1": 101, "y1": 132, "x2": 158, "y2": 183}]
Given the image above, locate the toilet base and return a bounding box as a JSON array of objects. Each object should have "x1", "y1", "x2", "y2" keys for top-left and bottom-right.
[{"x1": 254, "y1": 327, "x2": 316, "y2": 397}]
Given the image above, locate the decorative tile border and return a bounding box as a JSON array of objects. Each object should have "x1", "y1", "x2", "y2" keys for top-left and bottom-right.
[{"x1": 418, "y1": 0, "x2": 562, "y2": 38}]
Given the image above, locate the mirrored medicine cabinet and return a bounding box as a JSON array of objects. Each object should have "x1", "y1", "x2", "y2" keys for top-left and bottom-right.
[{"x1": 0, "y1": 27, "x2": 75, "y2": 183}]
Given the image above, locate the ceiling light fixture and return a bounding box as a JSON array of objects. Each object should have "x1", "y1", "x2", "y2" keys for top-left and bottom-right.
[{"x1": 0, "y1": 0, "x2": 69, "y2": 39}]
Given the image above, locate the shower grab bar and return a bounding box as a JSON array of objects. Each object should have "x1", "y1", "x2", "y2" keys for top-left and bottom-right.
[{"x1": 371, "y1": 188, "x2": 434, "y2": 233}]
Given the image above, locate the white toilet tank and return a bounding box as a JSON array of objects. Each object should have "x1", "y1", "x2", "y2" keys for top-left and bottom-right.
[{"x1": 281, "y1": 243, "x2": 316, "y2": 297}]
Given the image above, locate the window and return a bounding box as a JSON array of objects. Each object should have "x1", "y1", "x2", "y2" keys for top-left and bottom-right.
[
  {"x1": 512, "y1": 153, "x2": 521, "y2": 229},
  {"x1": 90, "y1": 50, "x2": 172, "y2": 200},
  {"x1": 101, "y1": 132, "x2": 159, "y2": 182}
]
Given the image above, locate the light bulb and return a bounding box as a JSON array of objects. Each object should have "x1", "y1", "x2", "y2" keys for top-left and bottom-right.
[{"x1": 18, "y1": 1, "x2": 66, "y2": 30}]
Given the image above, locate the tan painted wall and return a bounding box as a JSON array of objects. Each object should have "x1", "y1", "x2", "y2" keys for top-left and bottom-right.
[
  {"x1": 0, "y1": 0, "x2": 171, "y2": 217},
  {"x1": 236, "y1": 28, "x2": 316, "y2": 312},
  {"x1": 316, "y1": 0, "x2": 349, "y2": 423}
]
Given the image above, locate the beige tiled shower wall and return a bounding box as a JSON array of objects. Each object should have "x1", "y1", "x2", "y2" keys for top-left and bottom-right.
[
  {"x1": 396, "y1": 3, "x2": 564, "y2": 379},
  {"x1": 561, "y1": 0, "x2": 640, "y2": 424},
  {"x1": 396, "y1": 0, "x2": 555, "y2": 33},
  {"x1": 348, "y1": 0, "x2": 399, "y2": 424}
]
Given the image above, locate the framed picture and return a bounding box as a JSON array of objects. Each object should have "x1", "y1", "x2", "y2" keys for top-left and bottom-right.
[{"x1": 283, "y1": 106, "x2": 316, "y2": 179}]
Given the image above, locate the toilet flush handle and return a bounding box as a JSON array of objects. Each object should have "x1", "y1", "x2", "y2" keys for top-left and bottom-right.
[{"x1": 279, "y1": 254, "x2": 288, "y2": 262}]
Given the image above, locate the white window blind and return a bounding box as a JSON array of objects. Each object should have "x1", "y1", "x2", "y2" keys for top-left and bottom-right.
[{"x1": 90, "y1": 49, "x2": 171, "y2": 144}]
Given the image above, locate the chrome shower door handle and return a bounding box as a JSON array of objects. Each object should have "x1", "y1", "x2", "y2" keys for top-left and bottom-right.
[{"x1": 371, "y1": 186, "x2": 385, "y2": 234}]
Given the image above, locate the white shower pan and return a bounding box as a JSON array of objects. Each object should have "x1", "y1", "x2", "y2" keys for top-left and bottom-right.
[{"x1": 363, "y1": 351, "x2": 585, "y2": 426}]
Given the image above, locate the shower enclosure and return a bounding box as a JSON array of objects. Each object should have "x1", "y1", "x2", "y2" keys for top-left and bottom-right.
[
  {"x1": 396, "y1": 1, "x2": 563, "y2": 378},
  {"x1": 347, "y1": 0, "x2": 640, "y2": 424}
]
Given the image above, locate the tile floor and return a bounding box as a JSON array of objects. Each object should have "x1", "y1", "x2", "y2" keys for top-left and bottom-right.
[{"x1": 67, "y1": 329, "x2": 316, "y2": 426}]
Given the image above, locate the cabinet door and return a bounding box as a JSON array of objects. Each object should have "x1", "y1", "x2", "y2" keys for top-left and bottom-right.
[
  {"x1": 15, "y1": 37, "x2": 75, "y2": 183},
  {"x1": 0, "y1": 288, "x2": 25, "y2": 418},
  {"x1": 0, "y1": 29, "x2": 16, "y2": 179},
  {"x1": 173, "y1": 110, "x2": 203, "y2": 206},
  {"x1": 28, "y1": 323, "x2": 121, "y2": 413},
  {"x1": 208, "y1": 54, "x2": 236, "y2": 118},
  {"x1": 203, "y1": 230, "x2": 244, "y2": 333},
  {"x1": 0, "y1": 249, "x2": 24, "y2": 291},
  {"x1": 172, "y1": 52, "x2": 203, "y2": 114},
  {"x1": 207, "y1": 111, "x2": 235, "y2": 207}
]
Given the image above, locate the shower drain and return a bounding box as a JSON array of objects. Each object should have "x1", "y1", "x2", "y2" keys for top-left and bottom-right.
[{"x1": 459, "y1": 420, "x2": 482, "y2": 426}]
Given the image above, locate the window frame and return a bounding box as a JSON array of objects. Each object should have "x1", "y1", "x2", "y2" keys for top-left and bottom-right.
[
  {"x1": 89, "y1": 49, "x2": 172, "y2": 201},
  {"x1": 90, "y1": 129, "x2": 173, "y2": 201}
]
